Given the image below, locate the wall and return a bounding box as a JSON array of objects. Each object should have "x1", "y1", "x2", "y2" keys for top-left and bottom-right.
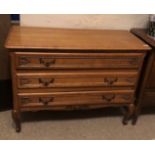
[
  {"x1": 0, "y1": 15, "x2": 10, "y2": 80},
  {"x1": 21, "y1": 14, "x2": 149, "y2": 30}
]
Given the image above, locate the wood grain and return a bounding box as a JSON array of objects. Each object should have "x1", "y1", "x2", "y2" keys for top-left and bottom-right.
[
  {"x1": 5, "y1": 25, "x2": 150, "y2": 50},
  {"x1": 18, "y1": 90, "x2": 134, "y2": 108},
  {"x1": 16, "y1": 70, "x2": 138, "y2": 89},
  {"x1": 15, "y1": 52, "x2": 145, "y2": 69},
  {"x1": 131, "y1": 29, "x2": 155, "y2": 47}
]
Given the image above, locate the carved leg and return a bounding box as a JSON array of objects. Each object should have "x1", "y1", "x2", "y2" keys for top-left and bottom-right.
[
  {"x1": 120, "y1": 106, "x2": 127, "y2": 116},
  {"x1": 122, "y1": 110, "x2": 128, "y2": 125},
  {"x1": 132, "y1": 105, "x2": 141, "y2": 125},
  {"x1": 120, "y1": 107, "x2": 128, "y2": 125},
  {"x1": 122, "y1": 104, "x2": 135, "y2": 125},
  {"x1": 12, "y1": 110, "x2": 21, "y2": 132}
]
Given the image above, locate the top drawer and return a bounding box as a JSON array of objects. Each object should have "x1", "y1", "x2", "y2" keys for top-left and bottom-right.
[{"x1": 14, "y1": 52, "x2": 145, "y2": 70}]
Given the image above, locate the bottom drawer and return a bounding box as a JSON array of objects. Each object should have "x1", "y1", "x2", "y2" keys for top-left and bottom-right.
[{"x1": 18, "y1": 90, "x2": 134, "y2": 108}]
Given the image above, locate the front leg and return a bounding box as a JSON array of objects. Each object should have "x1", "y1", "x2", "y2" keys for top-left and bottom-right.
[
  {"x1": 122, "y1": 104, "x2": 135, "y2": 125},
  {"x1": 132, "y1": 105, "x2": 141, "y2": 125},
  {"x1": 12, "y1": 110, "x2": 21, "y2": 132}
]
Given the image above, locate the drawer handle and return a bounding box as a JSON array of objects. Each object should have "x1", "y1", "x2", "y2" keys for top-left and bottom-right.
[
  {"x1": 102, "y1": 94, "x2": 115, "y2": 102},
  {"x1": 21, "y1": 97, "x2": 31, "y2": 104},
  {"x1": 40, "y1": 58, "x2": 56, "y2": 67},
  {"x1": 104, "y1": 77, "x2": 118, "y2": 86},
  {"x1": 39, "y1": 97, "x2": 54, "y2": 105},
  {"x1": 121, "y1": 94, "x2": 131, "y2": 100},
  {"x1": 39, "y1": 78, "x2": 54, "y2": 86},
  {"x1": 19, "y1": 57, "x2": 30, "y2": 65},
  {"x1": 20, "y1": 78, "x2": 31, "y2": 85}
]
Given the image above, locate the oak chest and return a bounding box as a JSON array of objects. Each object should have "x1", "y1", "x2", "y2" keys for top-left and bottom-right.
[
  {"x1": 131, "y1": 28, "x2": 155, "y2": 124},
  {"x1": 5, "y1": 26, "x2": 150, "y2": 132}
]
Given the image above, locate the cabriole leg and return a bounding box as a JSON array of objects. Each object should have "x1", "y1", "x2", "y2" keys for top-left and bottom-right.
[
  {"x1": 122, "y1": 104, "x2": 135, "y2": 125},
  {"x1": 12, "y1": 110, "x2": 21, "y2": 132},
  {"x1": 132, "y1": 105, "x2": 141, "y2": 125}
]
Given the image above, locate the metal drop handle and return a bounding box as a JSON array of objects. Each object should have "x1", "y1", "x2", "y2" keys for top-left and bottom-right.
[
  {"x1": 39, "y1": 97, "x2": 54, "y2": 105},
  {"x1": 104, "y1": 77, "x2": 118, "y2": 85},
  {"x1": 102, "y1": 94, "x2": 115, "y2": 102},
  {"x1": 40, "y1": 58, "x2": 56, "y2": 67},
  {"x1": 39, "y1": 78, "x2": 54, "y2": 86}
]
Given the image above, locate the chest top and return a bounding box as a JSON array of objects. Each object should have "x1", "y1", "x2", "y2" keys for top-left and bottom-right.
[
  {"x1": 5, "y1": 25, "x2": 150, "y2": 51},
  {"x1": 131, "y1": 28, "x2": 155, "y2": 48}
]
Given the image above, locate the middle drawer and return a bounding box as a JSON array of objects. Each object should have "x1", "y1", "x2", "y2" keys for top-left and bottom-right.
[{"x1": 16, "y1": 70, "x2": 138, "y2": 89}]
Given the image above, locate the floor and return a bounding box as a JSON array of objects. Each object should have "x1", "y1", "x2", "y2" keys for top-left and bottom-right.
[{"x1": 0, "y1": 108, "x2": 155, "y2": 140}]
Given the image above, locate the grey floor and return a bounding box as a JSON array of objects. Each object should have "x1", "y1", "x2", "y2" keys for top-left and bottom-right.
[{"x1": 0, "y1": 108, "x2": 155, "y2": 140}]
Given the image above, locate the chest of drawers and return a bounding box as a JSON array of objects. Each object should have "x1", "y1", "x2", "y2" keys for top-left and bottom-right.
[
  {"x1": 131, "y1": 28, "x2": 155, "y2": 124},
  {"x1": 5, "y1": 26, "x2": 150, "y2": 132}
]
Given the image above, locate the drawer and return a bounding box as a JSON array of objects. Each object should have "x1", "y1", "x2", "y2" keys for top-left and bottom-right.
[
  {"x1": 17, "y1": 71, "x2": 138, "y2": 89},
  {"x1": 14, "y1": 52, "x2": 145, "y2": 69},
  {"x1": 18, "y1": 90, "x2": 134, "y2": 108}
]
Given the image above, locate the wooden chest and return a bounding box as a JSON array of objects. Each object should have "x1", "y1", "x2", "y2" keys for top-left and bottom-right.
[
  {"x1": 5, "y1": 26, "x2": 150, "y2": 132},
  {"x1": 131, "y1": 29, "x2": 155, "y2": 124}
]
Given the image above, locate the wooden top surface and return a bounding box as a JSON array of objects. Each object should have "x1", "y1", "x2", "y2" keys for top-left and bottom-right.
[
  {"x1": 5, "y1": 25, "x2": 151, "y2": 50},
  {"x1": 131, "y1": 28, "x2": 155, "y2": 48}
]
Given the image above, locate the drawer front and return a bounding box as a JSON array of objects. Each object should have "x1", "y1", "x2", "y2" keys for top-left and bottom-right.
[
  {"x1": 17, "y1": 71, "x2": 138, "y2": 89},
  {"x1": 18, "y1": 90, "x2": 134, "y2": 108},
  {"x1": 15, "y1": 52, "x2": 144, "y2": 69}
]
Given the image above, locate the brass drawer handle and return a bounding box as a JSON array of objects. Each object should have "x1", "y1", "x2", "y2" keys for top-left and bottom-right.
[
  {"x1": 19, "y1": 57, "x2": 30, "y2": 65},
  {"x1": 20, "y1": 78, "x2": 31, "y2": 85},
  {"x1": 121, "y1": 94, "x2": 131, "y2": 100},
  {"x1": 102, "y1": 94, "x2": 115, "y2": 102},
  {"x1": 21, "y1": 97, "x2": 31, "y2": 104},
  {"x1": 104, "y1": 77, "x2": 118, "y2": 86},
  {"x1": 39, "y1": 97, "x2": 54, "y2": 105},
  {"x1": 39, "y1": 78, "x2": 54, "y2": 87},
  {"x1": 40, "y1": 58, "x2": 56, "y2": 67}
]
